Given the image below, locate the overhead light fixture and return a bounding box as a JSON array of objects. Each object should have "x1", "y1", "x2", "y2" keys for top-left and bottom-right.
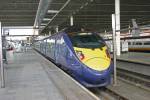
[
  {"x1": 47, "y1": 10, "x2": 59, "y2": 13},
  {"x1": 43, "y1": 18, "x2": 52, "y2": 21},
  {"x1": 40, "y1": 26, "x2": 45, "y2": 28},
  {"x1": 41, "y1": 23, "x2": 47, "y2": 26}
]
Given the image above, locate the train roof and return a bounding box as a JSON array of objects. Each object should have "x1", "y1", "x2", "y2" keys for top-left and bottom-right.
[
  {"x1": 61, "y1": 25, "x2": 95, "y2": 34},
  {"x1": 105, "y1": 36, "x2": 150, "y2": 41},
  {"x1": 35, "y1": 26, "x2": 100, "y2": 41}
]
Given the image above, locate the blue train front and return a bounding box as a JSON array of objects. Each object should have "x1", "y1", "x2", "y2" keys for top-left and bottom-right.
[{"x1": 34, "y1": 27, "x2": 113, "y2": 87}]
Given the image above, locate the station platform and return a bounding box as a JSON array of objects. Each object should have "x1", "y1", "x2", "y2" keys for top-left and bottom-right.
[
  {"x1": 118, "y1": 52, "x2": 150, "y2": 65},
  {"x1": 0, "y1": 50, "x2": 98, "y2": 100}
]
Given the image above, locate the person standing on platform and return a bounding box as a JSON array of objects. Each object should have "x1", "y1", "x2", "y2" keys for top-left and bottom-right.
[{"x1": 21, "y1": 41, "x2": 25, "y2": 52}]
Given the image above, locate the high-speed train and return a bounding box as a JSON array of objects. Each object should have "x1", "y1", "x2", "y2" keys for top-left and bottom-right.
[
  {"x1": 105, "y1": 36, "x2": 150, "y2": 52},
  {"x1": 126, "y1": 36, "x2": 150, "y2": 52},
  {"x1": 34, "y1": 26, "x2": 113, "y2": 87},
  {"x1": 121, "y1": 36, "x2": 150, "y2": 52}
]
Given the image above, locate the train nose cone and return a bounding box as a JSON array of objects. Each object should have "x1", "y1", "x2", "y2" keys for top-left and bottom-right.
[{"x1": 84, "y1": 57, "x2": 110, "y2": 71}]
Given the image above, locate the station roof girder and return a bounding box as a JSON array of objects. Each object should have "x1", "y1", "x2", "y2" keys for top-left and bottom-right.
[
  {"x1": 39, "y1": 0, "x2": 150, "y2": 34},
  {"x1": 0, "y1": 0, "x2": 39, "y2": 26},
  {"x1": 0, "y1": 0, "x2": 149, "y2": 33}
]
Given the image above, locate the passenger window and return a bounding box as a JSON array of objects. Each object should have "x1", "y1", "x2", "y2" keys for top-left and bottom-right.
[
  {"x1": 128, "y1": 42, "x2": 131, "y2": 45},
  {"x1": 136, "y1": 42, "x2": 142, "y2": 45},
  {"x1": 144, "y1": 42, "x2": 150, "y2": 45}
]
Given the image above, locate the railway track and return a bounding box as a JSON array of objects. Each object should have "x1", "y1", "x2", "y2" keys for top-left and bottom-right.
[
  {"x1": 116, "y1": 60, "x2": 150, "y2": 91},
  {"x1": 117, "y1": 68, "x2": 150, "y2": 91},
  {"x1": 89, "y1": 87, "x2": 129, "y2": 100},
  {"x1": 89, "y1": 78, "x2": 150, "y2": 100}
]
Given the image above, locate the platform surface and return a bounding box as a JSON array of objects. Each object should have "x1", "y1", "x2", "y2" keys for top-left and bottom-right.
[
  {"x1": 0, "y1": 50, "x2": 98, "y2": 100},
  {"x1": 117, "y1": 52, "x2": 150, "y2": 65}
]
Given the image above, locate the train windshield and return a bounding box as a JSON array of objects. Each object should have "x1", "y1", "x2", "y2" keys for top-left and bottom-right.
[{"x1": 69, "y1": 33, "x2": 105, "y2": 48}]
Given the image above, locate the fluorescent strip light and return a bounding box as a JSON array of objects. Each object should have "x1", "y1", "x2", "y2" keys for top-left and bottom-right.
[
  {"x1": 47, "y1": 10, "x2": 59, "y2": 13},
  {"x1": 43, "y1": 18, "x2": 51, "y2": 21},
  {"x1": 41, "y1": 23, "x2": 47, "y2": 26},
  {"x1": 40, "y1": 26, "x2": 45, "y2": 28}
]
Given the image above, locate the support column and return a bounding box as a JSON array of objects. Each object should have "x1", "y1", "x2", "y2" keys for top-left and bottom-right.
[
  {"x1": 55, "y1": 26, "x2": 59, "y2": 33},
  {"x1": 49, "y1": 31, "x2": 51, "y2": 36},
  {"x1": 112, "y1": 14, "x2": 117, "y2": 85},
  {"x1": 104, "y1": 30, "x2": 107, "y2": 35},
  {"x1": 32, "y1": 27, "x2": 39, "y2": 45},
  {"x1": 115, "y1": 0, "x2": 120, "y2": 56},
  {"x1": 70, "y1": 15, "x2": 74, "y2": 26},
  {"x1": 0, "y1": 22, "x2": 5, "y2": 88},
  {"x1": 33, "y1": 27, "x2": 39, "y2": 35},
  {"x1": 128, "y1": 25, "x2": 131, "y2": 35}
]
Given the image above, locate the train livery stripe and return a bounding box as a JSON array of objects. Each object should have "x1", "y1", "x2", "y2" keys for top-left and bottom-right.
[
  {"x1": 74, "y1": 46, "x2": 111, "y2": 71},
  {"x1": 129, "y1": 48, "x2": 150, "y2": 51}
]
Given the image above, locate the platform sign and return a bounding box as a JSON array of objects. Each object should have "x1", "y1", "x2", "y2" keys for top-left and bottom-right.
[{"x1": 0, "y1": 22, "x2": 5, "y2": 88}]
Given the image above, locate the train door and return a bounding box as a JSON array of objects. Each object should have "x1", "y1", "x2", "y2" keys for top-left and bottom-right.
[
  {"x1": 44, "y1": 39, "x2": 47, "y2": 55},
  {"x1": 49, "y1": 37, "x2": 56, "y2": 60},
  {"x1": 55, "y1": 36, "x2": 60, "y2": 64},
  {"x1": 46, "y1": 38, "x2": 52, "y2": 58},
  {"x1": 58, "y1": 36, "x2": 68, "y2": 66}
]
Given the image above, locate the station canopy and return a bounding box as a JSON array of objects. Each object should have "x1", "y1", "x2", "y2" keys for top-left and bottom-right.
[{"x1": 0, "y1": 0, "x2": 150, "y2": 33}]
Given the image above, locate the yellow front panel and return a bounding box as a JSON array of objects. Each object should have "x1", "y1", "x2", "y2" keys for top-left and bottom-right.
[{"x1": 74, "y1": 46, "x2": 111, "y2": 71}]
